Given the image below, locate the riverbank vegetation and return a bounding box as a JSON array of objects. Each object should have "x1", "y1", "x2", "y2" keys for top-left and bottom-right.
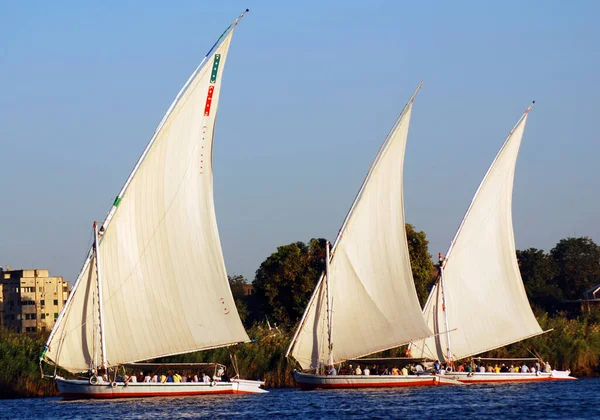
[{"x1": 1, "y1": 229, "x2": 599, "y2": 397}]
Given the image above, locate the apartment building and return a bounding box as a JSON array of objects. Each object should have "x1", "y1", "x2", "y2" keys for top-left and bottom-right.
[{"x1": 0, "y1": 269, "x2": 70, "y2": 333}]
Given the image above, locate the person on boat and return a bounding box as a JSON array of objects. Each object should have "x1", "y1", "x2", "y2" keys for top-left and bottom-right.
[
  {"x1": 514, "y1": 365, "x2": 520, "y2": 373},
  {"x1": 544, "y1": 362, "x2": 552, "y2": 373},
  {"x1": 414, "y1": 364, "x2": 424, "y2": 375},
  {"x1": 457, "y1": 364, "x2": 465, "y2": 372},
  {"x1": 363, "y1": 366, "x2": 371, "y2": 375},
  {"x1": 530, "y1": 365, "x2": 537, "y2": 374},
  {"x1": 167, "y1": 373, "x2": 174, "y2": 382},
  {"x1": 521, "y1": 364, "x2": 529, "y2": 373},
  {"x1": 160, "y1": 373, "x2": 167, "y2": 383},
  {"x1": 479, "y1": 365, "x2": 485, "y2": 373},
  {"x1": 500, "y1": 364, "x2": 508, "y2": 373},
  {"x1": 216, "y1": 365, "x2": 225, "y2": 380},
  {"x1": 327, "y1": 365, "x2": 337, "y2": 376},
  {"x1": 173, "y1": 373, "x2": 182, "y2": 382},
  {"x1": 391, "y1": 366, "x2": 400, "y2": 375},
  {"x1": 433, "y1": 360, "x2": 440, "y2": 373},
  {"x1": 348, "y1": 364, "x2": 354, "y2": 375},
  {"x1": 401, "y1": 366, "x2": 409, "y2": 376},
  {"x1": 355, "y1": 365, "x2": 362, "y2": 375},
  {"x1": 202, "y1": 373, "x2": 211, "y2": 383},
  {"x1": 152, "y1": 374, "x2": 159, "y2": 382},
  {"x1": 137, "y1": 372, "x2": 144, "y2": 382},
  {"x1": 192, "y1": 374, "x2": 199, "y2": 382},
  {"x1": 465, "y1": 364, "x2": 472, "y2": 373},
  {"x1": 143, "y1": 373, "x2": 152, "y2": 382},
  {"x1": 340, "y1": 366, "x2": 348, "y2": 375},
  {"x1": 509, "y1": 365, "x2": 515, "y2": 373},
  {"x1": 222, "y1": 368, "x2": 231, "y2": 382}
]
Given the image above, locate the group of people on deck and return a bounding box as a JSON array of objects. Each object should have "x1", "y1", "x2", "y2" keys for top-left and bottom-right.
[
  {"x1": 325, "y1": 360, "x2": 553, "y2": 376},
  {"x1": 114, "y1": 366, "x2": 230, "y2": 384},
  {"x1": 327, "y1": 363, "x2": 426, "y2": 376},
  {"x1": 434, "y1": 360, "x2": 552, "y2": 374}
]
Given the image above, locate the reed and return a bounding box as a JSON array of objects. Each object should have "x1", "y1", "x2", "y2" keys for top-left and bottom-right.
[{"x1": 0, "y1": 327, "x2": 58, "y2": 398}]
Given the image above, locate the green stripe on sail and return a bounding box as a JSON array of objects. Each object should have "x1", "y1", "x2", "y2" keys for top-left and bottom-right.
[
  {"x1": 113, "y1": 196, "x2": 121, "y2": 207},
  {"x1": 210, "y1": 54, "x2": 221, "y2": 83}
]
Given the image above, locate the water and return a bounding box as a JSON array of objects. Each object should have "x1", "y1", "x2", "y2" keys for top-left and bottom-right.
[{"x1": 1, "y1": 379, "x2": 599, "y2": 419}]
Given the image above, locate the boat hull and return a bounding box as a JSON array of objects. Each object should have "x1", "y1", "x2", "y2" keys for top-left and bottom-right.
[
  {"x1": 56, "y1": 377, "x2": 267, "y2": 399},
  {"x1": 293, "y1": 371, "x2": 462, "y2": 389},
  {"x1": 441, "y1": 370, "x2": 576, "y2": 383}
]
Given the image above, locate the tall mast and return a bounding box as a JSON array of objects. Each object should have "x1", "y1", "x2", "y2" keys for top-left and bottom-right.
[
  {"x1": 325, "y1": 241, "x2": 334, "y2": 367},
  {"x1": 93, "y1": 221, "x2": 108, "y2": 369},
  {"x1": 438, "y1": 253, "x2": 452, "y2": 365}
]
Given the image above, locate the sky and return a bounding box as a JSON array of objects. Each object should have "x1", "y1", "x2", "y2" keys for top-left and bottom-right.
[{"x1": 1, "y1": 0, "x2": 598, "y2": 283}]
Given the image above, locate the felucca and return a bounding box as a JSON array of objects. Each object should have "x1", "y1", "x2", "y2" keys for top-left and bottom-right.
[
  {"x1": 39, "y1": 10, "x2": 267, "y2": 398},
  {"x1": 409, "y1": 102, "x2": 575, "y2": 383},
  {"x1": 286, "y1": 84, "x2": 462, "y2": 389}
]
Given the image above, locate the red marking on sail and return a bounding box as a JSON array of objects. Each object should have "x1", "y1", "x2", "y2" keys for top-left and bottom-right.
[{"x1": 204, "y1": 86, "x2": 215, "y2": 116}]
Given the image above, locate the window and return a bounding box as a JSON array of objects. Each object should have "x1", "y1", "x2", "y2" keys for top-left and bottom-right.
[
  {"x1": 25, "y1": 314, "x2": 31, "y2": 320},
  {"x1": 31, "y1": 313, "x2": 36, "y2": 320},
  {"x1": 40, "y1": 300, "x2": 45, "y2": 306},
  {"x1": 39, "y1": 287, "x2": 43, "y2": 293},
  {"x1": 53, "y1": 300, "x2": 58, "y2": 305},
  {"x1": 54, "y1": 313, "x2": 58, "y2": 319},
  {"x1": 41, "y1": 314, "x2": 45, "y2": 319},
  {"x1": 63, "y1": 300, "x2": 67, "y2": 305},
  {"x1": 41, "y1": 326, "x2": 46, "y2": 332}
]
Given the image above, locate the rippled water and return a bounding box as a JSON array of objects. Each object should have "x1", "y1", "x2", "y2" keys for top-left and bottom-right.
[{"x1": 1, "y1": 379, "x2": 599, "y2": 419}]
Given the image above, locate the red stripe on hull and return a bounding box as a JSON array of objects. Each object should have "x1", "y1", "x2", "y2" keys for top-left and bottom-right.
[
  {"x1": 296, "y1": 380, "x2": 448, "y2": 390},
  {"x1": 458, "y1": 377, "x2": 575, "y2": 384},
  {"x1": 61, "y1": 389, "x2": 235, "y2": 400}
]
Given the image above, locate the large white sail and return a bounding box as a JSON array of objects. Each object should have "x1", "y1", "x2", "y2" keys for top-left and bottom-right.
[
  {"x1": 45, "y1": 21, "x2": 249, "y2": 373},
  {"x1": 411, "y1": 104, "x2": 544, "y2": 362},
  {"x1": 287, "y1": 86, "x2": 433, "y2": 370}
]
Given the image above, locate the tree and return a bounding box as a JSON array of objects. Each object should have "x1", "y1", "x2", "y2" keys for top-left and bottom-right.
[
  {"x1": 550, "y1": 237, "x2": 600, "y2": 301},
  {"x1": 228, "y1": 274, "x2": 250, "y2": 325},
  {"x1": 406, "y1": 224, "x2": 435, "y2": 307},
  {"x1": 252, "y1": 238, "x2": 327, "y2": 328},
  {"x1": 516, "y1": 248, "x2": 562, "y2": 312}
]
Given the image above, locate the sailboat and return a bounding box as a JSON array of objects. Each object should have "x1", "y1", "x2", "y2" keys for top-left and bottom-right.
[
  {"x1": 38, "y1": 10, "x2": 267, "y2": 398},
  {"x1": 286, "y1": 84, "x2": 462, "y2": 389},
  {"x1": 409, "y1": 102, "x2": 575, "y2": 383}
]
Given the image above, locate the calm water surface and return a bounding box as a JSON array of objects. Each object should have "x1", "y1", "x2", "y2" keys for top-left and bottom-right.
[{"x1": 1, "y1": 378, "x2": 598, "y2": 419}]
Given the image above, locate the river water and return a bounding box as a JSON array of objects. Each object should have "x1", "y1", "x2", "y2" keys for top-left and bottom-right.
[{"x1": 1, "y1": 378, "x2": 598, "y2": 419}]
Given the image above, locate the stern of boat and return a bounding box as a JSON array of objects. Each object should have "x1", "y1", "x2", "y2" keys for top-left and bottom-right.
[{"x1": 231, "y1": 378, "x2": 268, "y2": 394}]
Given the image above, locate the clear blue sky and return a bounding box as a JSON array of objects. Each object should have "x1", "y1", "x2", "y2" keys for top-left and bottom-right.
[{"x1": 1, "y1": 1, "x2": 598, "y2": 283}]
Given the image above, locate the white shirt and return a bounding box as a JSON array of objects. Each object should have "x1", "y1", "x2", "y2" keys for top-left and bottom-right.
[{"x1": 363, "y1": 368, "x2": 370, "y2": 375}]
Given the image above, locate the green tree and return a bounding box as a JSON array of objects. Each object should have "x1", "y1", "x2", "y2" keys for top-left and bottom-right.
[
  {"x1": 550, "y1": 237, "x2": 600, "y2": 300},
  {"x1": 516, "y1": 248, "x2": 562, "y2": 312},
  {"x1": 228, "y1": 274, "x2": 250, "y2": 325},
  {"x1": 406, "y1": 224, "x2": 435, "y2": 307},
  {"x1": 252, "y1": 238, "x2": 327, "y2": 328}
]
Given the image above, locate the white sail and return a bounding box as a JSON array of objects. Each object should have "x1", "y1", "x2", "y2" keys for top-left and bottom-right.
[
  {"x1": 288, "y1": 86, "x2": 433, "y2": 370},
  {"x1": 411, "y1": 104, "x2": 544, "y2": 362},
  {"x1": 45, "y1": 24, "x2": 249, "y2": 373}
]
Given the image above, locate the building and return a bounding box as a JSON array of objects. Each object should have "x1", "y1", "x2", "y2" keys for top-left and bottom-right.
[
  {"x1": 241, "y1": 283, "x2": 255, "y2": 296},
  {"x1": 0, "y1": 269, "x2": 70, "y2": 333}
]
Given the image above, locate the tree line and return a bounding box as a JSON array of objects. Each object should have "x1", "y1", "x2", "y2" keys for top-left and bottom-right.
[{"x1": 231, "y1": 228, "x2": 600, "y2": 330}]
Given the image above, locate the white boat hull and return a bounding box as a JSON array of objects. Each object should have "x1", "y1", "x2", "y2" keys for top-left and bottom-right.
[
  {"x1": 441, "y1": 370, "x2": 576, "y2": 383},
  {"x1": 293, "y1": 371, "x2": 462, "y2": 389},
  {"x1": 56, "y1": 377, "x2": 267, "y2": 399}
]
